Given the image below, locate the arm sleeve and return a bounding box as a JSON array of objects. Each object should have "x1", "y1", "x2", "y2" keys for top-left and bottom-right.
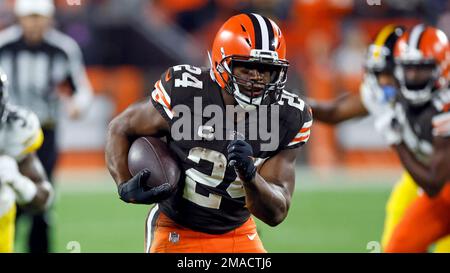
[
  {"x1": 432, "y1": 90, "x2": 450, "y2": 137},
  {"x1": 276, "y1": 92, "x2": 313, "y2": 151},
  {"x1": 284, "y1": 104, "x2": 313, "y2": 149},
  {"x1": 150, "y1": 67, "x2": 175, "y2": 123},
  {"x1": 432, "y1": 111, "x2": 450, "y2": 138}
]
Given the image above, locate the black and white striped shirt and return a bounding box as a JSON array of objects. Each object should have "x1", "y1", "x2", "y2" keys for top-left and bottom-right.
[{"x1": 0, "y1": 25, "x2": 92, "y2": 127}]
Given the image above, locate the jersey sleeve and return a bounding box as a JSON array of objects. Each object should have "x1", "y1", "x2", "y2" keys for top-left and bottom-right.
[
  {"x1": 432, "y1": 111, "x2": 450, "y2": 137},
  {"x1": 279, "y1": 92, "x2": 313, "y2": 150},
  {"x1": 150, "y1": 67, "x2": 175, "y2": 123},
  {"x1": 432, "y1": 89, "x2": 450, "y2": 138},
  {"x1": 3, "y1": 108, "x2": 43, "y2": 161}
]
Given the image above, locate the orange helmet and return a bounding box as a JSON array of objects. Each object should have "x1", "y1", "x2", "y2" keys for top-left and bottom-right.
[
  {"x1": 210, "y1": 13, "x2": 289, "y2": 109},
  {"x1": 394, "y1": 24, "x2": 450, "y2": 105}
]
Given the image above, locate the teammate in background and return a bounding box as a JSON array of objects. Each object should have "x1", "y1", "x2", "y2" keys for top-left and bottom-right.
[
  {"x1": 0, "y1": 0, "x2": 93, "y2": 252},
  {"x1": 0, "y1": 69, "x2": 54, "y2": 253},
  {"x1": 308, "y1": 24, "x2": 450, "y2": 252},
  {"x1": 106, "y1": 13, "x2": 313, "y2": 253},
  {"x1": 380, "y1": 25, "x2": 450, "y2": 252}
]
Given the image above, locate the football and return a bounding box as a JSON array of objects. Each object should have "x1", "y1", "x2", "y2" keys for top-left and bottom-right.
[{"x1": 127, "y1": 136, "x2": 181, "y2": 191}]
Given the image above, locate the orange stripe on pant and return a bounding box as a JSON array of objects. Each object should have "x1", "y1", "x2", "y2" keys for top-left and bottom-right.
[
  {"x1": 385, "y1": 183, "x2": 450, "y2": 253},
  {"x1": 145, "y1": 205, "x2": 266, "y2": 253}
]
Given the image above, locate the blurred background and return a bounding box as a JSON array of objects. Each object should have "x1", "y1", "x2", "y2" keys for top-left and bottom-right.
[{"x1": 1, "y1": 0, "x2": 449, "y2": 252}]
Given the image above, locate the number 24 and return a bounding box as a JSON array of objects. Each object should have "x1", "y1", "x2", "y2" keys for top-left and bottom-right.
[{"x1": 173, "y1": 65, "x2": 203, "y2": 89}]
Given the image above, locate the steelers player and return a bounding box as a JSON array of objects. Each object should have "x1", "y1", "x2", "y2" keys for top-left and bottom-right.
[
  {"x1": 377, "y1": 24, "x2": 450, "y2": 252},
  {"x1": 308, "y1": 24, "x2": 450, "y2": 252},
  {"x1": 106, "y1": 13, "x2": 313, "y2": 253},
  {"x1": 0, "y1": 69, "x2": 54, "y2": 253}
]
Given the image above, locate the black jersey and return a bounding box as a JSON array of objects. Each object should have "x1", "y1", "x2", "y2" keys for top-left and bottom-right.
[
  {"x1": 395, "y1": 88, "x2": 450, "y2": 165},
  {"x1": 150, "y1": 64, "x2": 312, "y2": 234}
]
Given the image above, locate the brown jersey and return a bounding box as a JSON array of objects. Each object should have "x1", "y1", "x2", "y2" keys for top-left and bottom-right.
[
  {"x1": 395, "y1": 88, "x2": 450, "y2": 165},
  {"x1": 150, "y1": 64, "x2": 312, "y2": 234}
]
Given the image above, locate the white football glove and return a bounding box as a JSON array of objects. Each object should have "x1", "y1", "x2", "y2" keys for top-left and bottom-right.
[
  {"x1": 0, "y1": 155, "x2": 37, "y2": 205},
  {"x1": 374, "y1": 108, "x2": 403, "y2": 146}
]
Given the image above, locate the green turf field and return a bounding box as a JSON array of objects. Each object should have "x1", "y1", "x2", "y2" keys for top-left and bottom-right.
[{"x1": 14, "y1": 168, "x2": 396, "y2": 253}]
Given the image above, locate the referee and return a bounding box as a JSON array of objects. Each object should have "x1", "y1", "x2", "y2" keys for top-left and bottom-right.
[{"x1": 0, "y1": 0, "x2": 93, "y2": 253}]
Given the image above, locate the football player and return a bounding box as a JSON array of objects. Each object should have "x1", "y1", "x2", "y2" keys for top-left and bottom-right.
[
  {"x1": 309, "y1": 25, "x2": 402, "y2": 122},
  {"x1": 380, "y1": 24, "x2": 450, "y2": 252},
  {"x1": 0, "y1": 69, "x2": 54, "y2": 253},
  {"x1": 106, "y1": 13, "x2": 313, "y2": 253},
  {"x1": 308, "y1": 24, "x2": 450, "y2": 252}
]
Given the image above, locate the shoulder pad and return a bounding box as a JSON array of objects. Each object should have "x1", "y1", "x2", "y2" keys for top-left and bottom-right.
[
  {"x1": 2, "y1": 106, "x2": 43, "y2": 160},
  {"x1": 150, "y1": 65, "x2": 206, "y2": 122}
]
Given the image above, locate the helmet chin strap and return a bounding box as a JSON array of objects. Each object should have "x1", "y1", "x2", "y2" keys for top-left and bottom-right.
[
  {"x1": 232, "y1": 82, "x2": 260, "y2": 111},
  {"x1": 219, "y1": 58, "x2": 261, "y2": 110}
]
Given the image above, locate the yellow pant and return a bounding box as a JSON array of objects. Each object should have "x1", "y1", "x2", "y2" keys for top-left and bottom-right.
[
  {"x1": 0, "y1": 204, "x2": 16, "y2": 253},
  {"x1": 382, "y1": 171, "x2": 450, "y2": 252}
]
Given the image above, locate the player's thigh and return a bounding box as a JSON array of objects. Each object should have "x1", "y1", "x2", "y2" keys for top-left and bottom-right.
[
  {"x1": 231, "y1": 217, "x2": 266, "y2": 253},
  {"x1": 382, "y1": 172, "x2": 419, "y2": 247},
  {"x1": 150, "y1": 228, "x2": 266, "y2": 253},
  {"x1": 433, "y1": 185, "x2": 450, "y2": 253},
  {"x1": 434, "y1": 235, "x2": 450, "y2": 253},
  {"x1": 200, "y1": 217, "x2": 266, "y2": 253},
  {"x1": 0, "y1": 205, "x2": 16, "y2": 253},
  {"x1": 145, "y1": 206, "x2": 206, "y2": 253},
  {"x1": 385, "y1": 172, "x2": 418, "y2": 213},
  {"x1": 147, "y1": 213, "x2": 266, "y2": 253},
  {"x1": 386, "y1": 185, "x2": 450, "y2": 252},
  {"x1": 232, "y1": 232, "x2": 266, "y2": 253}
]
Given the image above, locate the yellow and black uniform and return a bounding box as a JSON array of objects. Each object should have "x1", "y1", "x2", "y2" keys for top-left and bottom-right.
[{"x1": 0, "y1": 105, "x2": 43, "y2": 253}]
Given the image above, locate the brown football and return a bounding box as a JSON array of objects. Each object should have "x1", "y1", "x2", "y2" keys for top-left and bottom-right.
[{"x1": 127, "y1": 137, "x2": 181, "y2": 191}]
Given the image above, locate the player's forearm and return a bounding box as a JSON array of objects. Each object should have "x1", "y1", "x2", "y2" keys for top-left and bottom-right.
[
  {"x1": 309, "y1": 94, "x2": 368, "y2": 124},
  {"x1": 18, "y1": 154, "x2": 53, "y2": 212},
  {"x1": 106, "y1": 101, "x2": 170, "y2": 186},
  {"x1": 4, "y1": 173, "x2": 51, "y2": 212},
  {"x1": 243, "y1": 173, "x2": 289, "y2": 226},
  {"x1": 26, "y1": 181, "x2": 52, "y2": 212},
  {"x1": 106, "y1": 119, "x2": 133, "y2": 186},
  {"x1": 394, "y1": 143, "x2": 443, "y2": 196},
  {"x1": 308, "y1": 100, "x2": 342, "y2": 124}
]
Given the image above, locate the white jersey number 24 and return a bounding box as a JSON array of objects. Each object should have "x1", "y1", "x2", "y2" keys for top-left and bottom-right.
[{"x1": 182, "y1": 147, "x2": 245, "y2": 209}]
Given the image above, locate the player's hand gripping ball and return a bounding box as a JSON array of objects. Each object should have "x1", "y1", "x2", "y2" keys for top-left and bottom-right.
[{"x1": 119, "y1": 137, "x2": 181, "y2": 204}]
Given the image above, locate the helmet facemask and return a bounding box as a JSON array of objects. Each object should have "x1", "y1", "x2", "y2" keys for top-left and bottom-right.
[
  {"x1": 217, "y1": 50, "x2": 289, "y2": 110},
  {"x1": 395, "y1": 59, "x2": 439, "y2": 106}
]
